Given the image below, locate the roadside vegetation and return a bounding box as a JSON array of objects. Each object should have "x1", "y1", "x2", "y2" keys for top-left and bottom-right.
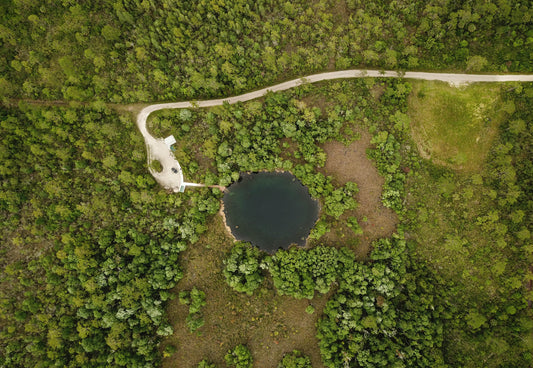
[{"x1": 1, "y1": 1, "x2": 531, "y2": 103}]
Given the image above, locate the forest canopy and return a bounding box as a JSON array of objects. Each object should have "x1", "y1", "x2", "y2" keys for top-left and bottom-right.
[
  {"x1": 0, "y1": 0, "x2": 532, "y2": 102},
  {"x1": 1, "y1": 0, "x2": 532, "y2": 367}
]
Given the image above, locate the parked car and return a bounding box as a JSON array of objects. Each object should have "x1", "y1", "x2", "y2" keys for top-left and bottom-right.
[{"x1": 171, "y1": 167, "x2": 178, "y2": 174}]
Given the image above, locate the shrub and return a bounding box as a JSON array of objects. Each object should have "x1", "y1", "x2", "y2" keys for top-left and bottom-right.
[
  {"x1": 346, "y1": 216, "x2": 363, "y2": 235},
  {"x1": 149, "y1": 159, "x2": 163, "y2": 172},
  {"x1": 223, "y1": 242, "x2": 264, "y2": 295},
  {"x1": 179, "y1": 287, "x2": 206, "y2": 333},
  {"x1": 197, "y1": 359, "x2": 216, "y2": 368},
  {"x1": 225, "y1": 344, "x2": 253, "y2": 368},
  {"x1": 278, "y1": 350, "x2": 312, "y2": 368}
]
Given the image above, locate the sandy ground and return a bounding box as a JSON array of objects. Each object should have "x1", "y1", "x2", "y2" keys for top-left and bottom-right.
[
  {"x1": 321, "y1": 131, "x2": 399, "y2": 256},
  {"x1": 218, "y1": 201, "x2": 237, "y2": 243}
]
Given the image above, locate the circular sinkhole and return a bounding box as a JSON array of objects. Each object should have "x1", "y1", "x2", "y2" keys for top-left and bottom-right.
[{"x1": 222, "y1": 171, "x2": 319, "y2": 253}]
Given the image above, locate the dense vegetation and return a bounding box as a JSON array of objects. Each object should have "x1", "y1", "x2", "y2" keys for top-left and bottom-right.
[
  {"x1": 1, "y1": 0, "x2": 531, "y2": 102},
  {"x1": 2, "y1": 73, "x2": 532, "y2": 366},
  {"x1": 223, "y1": 242, "x2": 265, "y2": 296},
  {"x1": 0, "y1": 105, "x2": 219, "y2": 366},
  {"x1": 405, "y1": 84, "x2": 533, "y2": 367},
  {"x1": 278, "y1": 351, "x2": 312, "y2": 368},
  {"x1": 1, "y1": 1, "x2": 532, "y2": 365}
]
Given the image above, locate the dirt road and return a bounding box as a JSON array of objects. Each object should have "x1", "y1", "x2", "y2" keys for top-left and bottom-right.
[{"x1": 136, "y1": 69, "x2": 533, "y2": 190}]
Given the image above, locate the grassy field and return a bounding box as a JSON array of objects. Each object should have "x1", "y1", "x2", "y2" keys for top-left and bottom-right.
[{"x1": 408, "y1": 81, "x2": 508, "y2": 171}]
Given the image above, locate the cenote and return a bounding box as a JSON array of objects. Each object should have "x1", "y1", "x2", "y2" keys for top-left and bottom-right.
[{"x1": 222, "y1": 172, "x2": 319, "y2": 253}]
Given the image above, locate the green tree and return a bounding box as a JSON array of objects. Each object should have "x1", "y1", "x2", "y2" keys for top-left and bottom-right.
[
  {"x1": 223, "y1": 242, "x2": 264, "y2": 295},
  {"x1": 225, "y1": 344, "x2": 253, "y2": 368},
  {"x1": 278, "y1": 350, "x2": 311, "y2": 368}
]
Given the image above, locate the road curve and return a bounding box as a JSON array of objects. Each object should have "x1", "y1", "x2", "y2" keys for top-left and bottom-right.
[{"x1": 137, "y1": 69, "x2": 533, "y2": 190}]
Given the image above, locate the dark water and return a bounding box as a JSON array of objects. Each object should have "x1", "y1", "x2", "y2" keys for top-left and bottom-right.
[{"x1": 222, "y1": 172, "x2": 319, "y2": 253}]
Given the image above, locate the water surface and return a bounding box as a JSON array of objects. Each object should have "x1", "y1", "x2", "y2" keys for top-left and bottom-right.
[{"x1": 223, "y1": 172, "x2": 319, "y2": 253}]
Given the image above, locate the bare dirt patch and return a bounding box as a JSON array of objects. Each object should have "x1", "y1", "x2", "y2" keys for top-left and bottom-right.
[
  {"x1": 321, "y1": 130, "x2": 399, "y2": 257},
  {"x1": 369, "y1": 82, "x2": 386, "y2": 100},
  {"x1": 299, "y1": 95, "x2": 333, "y2": 118},
  {"x1": 163, "y1": 215, "x2": 328, "y2": 368}
]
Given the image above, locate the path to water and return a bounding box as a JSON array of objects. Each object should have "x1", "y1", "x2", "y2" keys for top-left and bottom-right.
[{"x1": 136, "y1": 69, "x2": 533, "y2": 191}]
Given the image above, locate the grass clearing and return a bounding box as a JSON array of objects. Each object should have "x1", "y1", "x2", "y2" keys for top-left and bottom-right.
[
  {"x1": 408, "y1": 81, "x2": 506, "y2": 171},
  {"x1": 407, "y1": 170, "x2": 487, "y2": 299}
]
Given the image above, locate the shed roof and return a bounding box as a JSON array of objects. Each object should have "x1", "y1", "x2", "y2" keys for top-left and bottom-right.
[{"x1": 164, "y1": 135, "x2": 176, "y2": 148}]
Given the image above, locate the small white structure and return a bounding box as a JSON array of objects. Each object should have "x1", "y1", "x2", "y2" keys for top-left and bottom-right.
[
  {"x1": 164, "y1": 135, "x2": 176, "y2": 149},
  {"x1": 177, "y1": 182, "x2": 204, "y2": 193}
]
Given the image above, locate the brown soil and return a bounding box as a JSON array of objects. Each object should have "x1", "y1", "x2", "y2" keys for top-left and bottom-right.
[
  {"x1": 299, "y1": 95, "x2": 332, "y2": 118},
  {"x1": 218, "y1": 201, "x2": 237, "y2": 243},
  {"x1": 163, "y1": 215, "x2": 328, "y2": 368},
  {"x1": 320, "y1": 130, "x2": 399, "y2": 257}
]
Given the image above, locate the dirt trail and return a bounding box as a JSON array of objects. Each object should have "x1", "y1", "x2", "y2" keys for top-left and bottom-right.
[{"x1": 136, "y1": 69, "x2": 533, "y2": 191}]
